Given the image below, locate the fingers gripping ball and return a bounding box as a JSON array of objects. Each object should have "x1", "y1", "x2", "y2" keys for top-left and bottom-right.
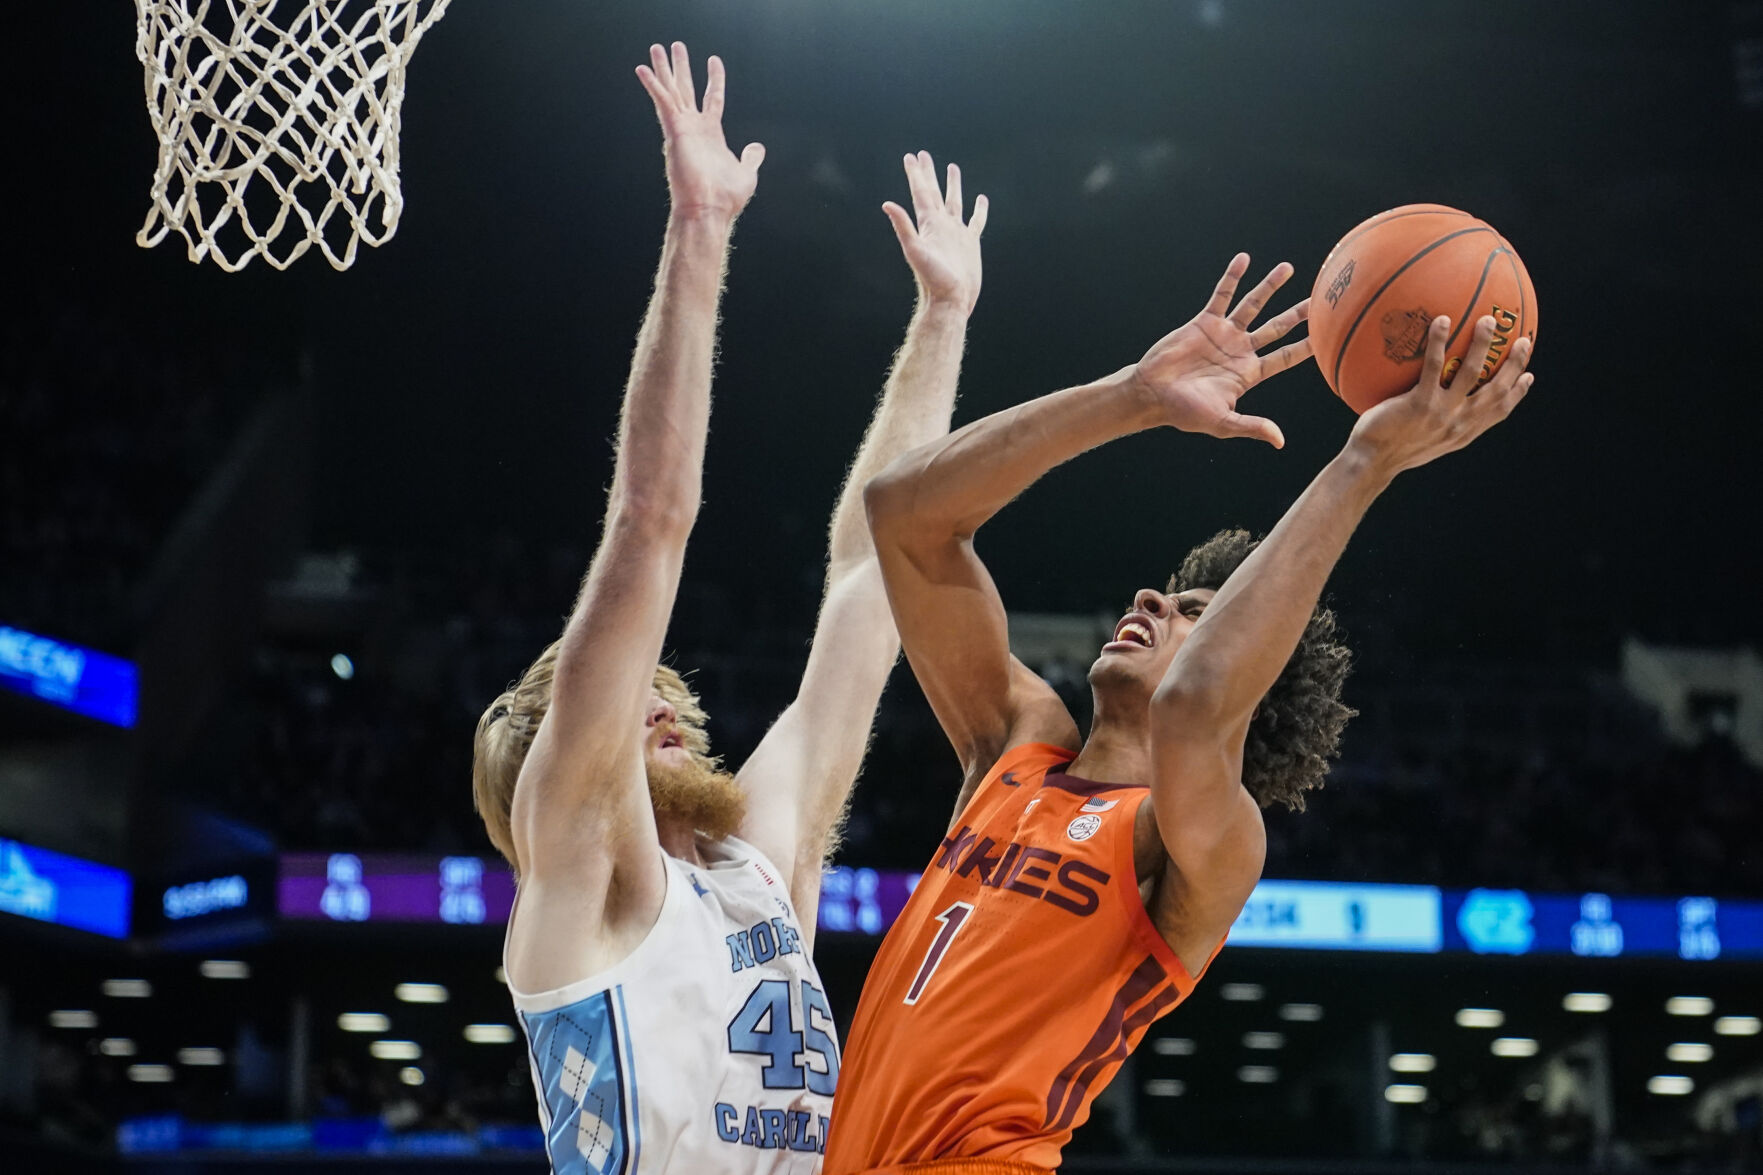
[{"x1": 1309, "y1": 204, "x2": 1538, "y2": 413}]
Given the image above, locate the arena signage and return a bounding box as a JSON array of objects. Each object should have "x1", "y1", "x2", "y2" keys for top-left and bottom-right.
[
  {"x1": 0, "y1": 624, "x2": 139, "y2": 727},
  {"x1": 0, "y1": 837, "x2": 131, "y2": 938},
  {"x1": 277, "y1": 853, "x2": 515, "y2": 924},
  {"x1": 271, "y1": 853, "x2": 1763, "y2": 960}
]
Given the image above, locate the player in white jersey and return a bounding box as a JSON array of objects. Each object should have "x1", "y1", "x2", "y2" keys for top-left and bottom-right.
[{"x1": 468, "y1": 43, "x2": 989, "y2": 1174}]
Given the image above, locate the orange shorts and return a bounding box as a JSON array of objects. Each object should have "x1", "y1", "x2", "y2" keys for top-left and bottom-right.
[{"x1": 849, "y1": 1157, "x2": 1043, "y2": 1164}]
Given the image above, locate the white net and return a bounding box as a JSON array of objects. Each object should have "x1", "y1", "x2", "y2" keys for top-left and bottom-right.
[{"x1": 135, "y1": 0, "x2": 451, "y2": 272}]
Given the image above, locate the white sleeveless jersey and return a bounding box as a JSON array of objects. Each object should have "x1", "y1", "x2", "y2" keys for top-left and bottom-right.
[{"x1": 507, "y1": 836, "x2": 838, "y2": 1174}]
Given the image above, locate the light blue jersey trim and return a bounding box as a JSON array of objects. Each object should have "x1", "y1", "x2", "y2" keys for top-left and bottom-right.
[
  {"x1": 614, "y1": 984, "x2": 642, "y2": 1173},
  {"x1": 521, "y1": 990, "x2": 632, "y2": 1175}
]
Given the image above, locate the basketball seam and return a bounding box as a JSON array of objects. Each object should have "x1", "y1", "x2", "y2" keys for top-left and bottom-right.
[
  {"x1": 1443, "y1": 247, "x2": 1509, "y2": 354},
  {"x1": 1329, "y1": 226, "x2": 1496, "y2": 397},
  {"x1": 1328, "y1": 206, "x2": 1473, "y2": 262}
]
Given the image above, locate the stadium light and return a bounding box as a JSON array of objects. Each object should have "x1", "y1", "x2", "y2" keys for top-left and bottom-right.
[
  {"x1": 1492, "y1": 1038, "x2": 1539, "y2": 1057},
  {"x1": 1237, "y1": 1065, "x2": 1279, "y2": 1083},
  {"x1": 102, "y1": 979, "x2": 152, "y2": 998},
  {"x1": 399, "y1": 1066, "x2": 425, "y2": 1086},
  {"x1": 1278, "y1": 1003, "x2": 1323, "y2": 1022},
  {"x1": 331, "y1": 653, "x2": 355, "y2": 680},
  {"x1": 1666, "y1": 1043, "x2": 1713, "y2": 1063},
  {"x1": 1456, "y1": 1008, "x2": 1505, "y2": 1028},
  {"x1": 199, "y1": 960, "x2": 250, "y2": 980},
  {"x1": 49, "y1": 1010, "x2": 98, "y2": 1029},
  {"x1": 1220, "y1": 983, "x2": 1265, "y2": 1002},
  {"x1": 1715, "y1": 1015, "x2": 1761, "y2": 1036},
  {"x1": 1385, "y1": 1084, "x2": 1428, "y2": 1104},
  {"x1": 178, "y1": 1047, "x2": 226, "y2": 1066},
  {"x1": 100, "y1": 1038, "x2": 136, "y2": 1057},
  {"x1": 1243, "y1": 1032, "x2": 1285, "y2": 1050},
  {"x1": 127, "y1": 1064, "x2": 175, "y2": 1083},
  {"x1": 464, "y1": 1024, "x2": 516, "y2": 1044},
  {"x1": 1665, "y1": 996, "x2": 1714, "y2": 1017},
  {"x1": 1144, "y1": 1079, "x2": 1185, "y2": 1097},
  {"x1": 1563, "y1": 992, "x2": 1612, "y2": 1013},
  {"x1": 494, "y1": 966, "x2": 507, "y2": 985},
  {"x1": 1153, "y1": 1037, "x2": 1196, "y2": 1056},
  {"x1": 370, "y1": 1040, "x2": 421, "y2": 1061},
  {"x1": 338, "y1": 1013, "x2": 391, "y2": 1033},
  {"x1": 1648, "y1": 1075, "x2": 1694, "y2": 1095},
  {"x1": 1389, "y1": 1053, "x2": 1436, "y2": 1073},
  {"x1": 394, "y1": 982, "x2": 449, "y2": 1004}
]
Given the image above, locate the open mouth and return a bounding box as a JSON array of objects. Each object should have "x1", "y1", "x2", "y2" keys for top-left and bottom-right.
[
  {"x1": 1104, "y1": 613, "x2": 1156, "y2": 652},
  {"x1": 658, "y1": 730, "x2": 684, "y2": 751}
]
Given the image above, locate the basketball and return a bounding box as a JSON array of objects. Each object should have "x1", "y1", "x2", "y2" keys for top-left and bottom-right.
[{"x1": 1308, "y1": 204, "x2": 1538, "y2": 413}]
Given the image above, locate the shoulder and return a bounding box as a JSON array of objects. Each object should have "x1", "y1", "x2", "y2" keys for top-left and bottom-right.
[{"x1": 948, "y1": 738, "x2": 1081, "y2": 831}]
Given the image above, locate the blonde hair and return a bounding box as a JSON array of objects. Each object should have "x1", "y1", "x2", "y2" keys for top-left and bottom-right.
[{"x1": 471, "y1": 641, "x2": 716, "y2": 869}]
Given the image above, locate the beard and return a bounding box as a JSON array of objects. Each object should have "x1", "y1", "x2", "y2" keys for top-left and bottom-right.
[{"x1": 647, "y1": 755, "x2": 747, "y2": 842}]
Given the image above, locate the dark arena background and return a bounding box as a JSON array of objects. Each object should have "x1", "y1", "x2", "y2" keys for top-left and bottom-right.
[{"x1": 5, "y1": 1, "x2": 1763, "y2": 1172}]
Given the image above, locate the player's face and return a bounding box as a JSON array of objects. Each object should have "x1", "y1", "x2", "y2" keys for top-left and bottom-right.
[
  {"x1": 643, "y1": 692, "x2": 695, "y2": 771},
  {"x1": 1091, "y1": 586, "x2": 1217, "y2": 691}
]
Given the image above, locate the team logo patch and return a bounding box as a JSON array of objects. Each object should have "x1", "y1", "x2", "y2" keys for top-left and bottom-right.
[{"x1": 1067, "y1": 814, "x2": 1102, "y2": 841}]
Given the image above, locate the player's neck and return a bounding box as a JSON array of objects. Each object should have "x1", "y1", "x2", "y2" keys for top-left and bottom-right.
[
  {"x1": 1069, "y1": 710, "x2": 1152, "y2": 786},
  {"x1": 657, "y1": 820, "x2": 708, "y2": 866}
]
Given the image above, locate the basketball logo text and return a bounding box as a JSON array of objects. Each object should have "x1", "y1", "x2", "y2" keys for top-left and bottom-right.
[{"x1": 1325, "y1": 259, "x2": 1356, "y2": 307}]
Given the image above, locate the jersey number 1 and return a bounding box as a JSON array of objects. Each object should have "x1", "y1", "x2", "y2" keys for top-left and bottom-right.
[{"x1": 903, "y1": 901, "x2": 973, "y2": 1005}]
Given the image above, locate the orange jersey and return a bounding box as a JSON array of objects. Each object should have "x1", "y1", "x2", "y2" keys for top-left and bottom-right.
[{"x1": 825, "y1": 743, "x2": 1219, "y2": 1173}]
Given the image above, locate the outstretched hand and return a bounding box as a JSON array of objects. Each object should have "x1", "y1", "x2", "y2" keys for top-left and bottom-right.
[
  {"x1": 1347, "y1": 315, "x2": 1534, "y2": 478},
  {"x1": 883, "y1": 150, "x2": 988, "y2": 315},
  {"x1": 1132, "y1": 254, "x2": 1313, "y2": 448},
  {"x1": 635, "y1": 43, "x2": 765, "y2": 221}
]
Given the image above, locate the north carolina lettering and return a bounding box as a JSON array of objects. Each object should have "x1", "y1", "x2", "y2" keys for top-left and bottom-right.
[
  {"x1": 932, "y1": 826, "x2": 1110, "y2": 917},
  {"x1": 714, "y1": 1103, "x2": 826, "y2": 1153},
  {"x1": 725, "y1": 916, "x2": 805, "y2": 972}
]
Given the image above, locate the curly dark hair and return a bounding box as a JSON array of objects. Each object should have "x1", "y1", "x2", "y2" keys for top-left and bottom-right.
[{"x1": 1170, "y1": 529, "x2": 1355, "y2": 812}]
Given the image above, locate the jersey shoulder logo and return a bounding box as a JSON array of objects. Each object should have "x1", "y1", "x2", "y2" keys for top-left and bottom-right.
[{"x1": 1067, "y1": 814, "x2": 1102, "y2": 841}]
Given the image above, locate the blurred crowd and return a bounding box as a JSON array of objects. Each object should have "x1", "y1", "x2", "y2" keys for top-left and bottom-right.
[
  {"x1": 202, "y1": 537, "x2": 1763, "y2": 899},
  {"x1": 0, "y1": 306, "x2": 253, "y2": 652}
]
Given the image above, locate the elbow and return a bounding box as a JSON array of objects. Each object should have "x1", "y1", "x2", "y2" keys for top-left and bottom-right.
[
  {"x1": 1152, "y1": 671, "x2": 1233, "y2": 728},
  {"x1": 608, "y1": 486, "x2": 697, "y2": 544},
  {"x1": 862, "y1": 459, "x2": 916, "y2": 540}
]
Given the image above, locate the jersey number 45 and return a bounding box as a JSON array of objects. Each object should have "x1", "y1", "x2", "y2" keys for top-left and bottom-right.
[{"x1": 727, "y1": 978, "x2": 839, "y2": 1095}]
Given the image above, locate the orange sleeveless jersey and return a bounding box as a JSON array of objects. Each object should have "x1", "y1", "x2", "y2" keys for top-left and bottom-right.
[{"x1": 825, "y1": 743, "x2": 1220, "y2": 1174}]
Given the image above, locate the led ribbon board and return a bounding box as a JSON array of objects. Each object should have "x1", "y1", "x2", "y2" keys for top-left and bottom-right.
[
  {"x1": 1229, "y1": 879, "x2": 1444, "y2": 952},
  {"x1": 0, "y1": 837, "x2": 131, "y2": 938},
  {"x1": 274, "y1": 853, "x2": 1763, "y2": 960},
  {"x1": 0, "y1": 624, "x2": 139, "y2": 727},
  {"x1": 278, "y1": 853, "x2": 515, "y2": 924}
]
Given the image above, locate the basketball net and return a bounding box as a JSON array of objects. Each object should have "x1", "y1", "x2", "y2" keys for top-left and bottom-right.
[{"x1": 134, "y1": 0, "x2": 451, "y2": 271}]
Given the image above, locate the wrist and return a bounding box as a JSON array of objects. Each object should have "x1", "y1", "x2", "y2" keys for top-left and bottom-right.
[
  {"x1": 913, "y1": 294, "x2": 973, "y2": 324},
  {"x1": 667, "y1": 204, "x2": 739, "y2": 234},
  {"x1": 1332, "y1": 441, "x2": 1399, "y2": 495},
  {"x1": 1107, "y1": 364, "x2": 1170, "y2": 431}
]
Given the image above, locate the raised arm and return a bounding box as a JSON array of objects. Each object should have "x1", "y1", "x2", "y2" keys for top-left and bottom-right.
[
  {"x1": 735, "y1": 153, "x2": 984, "y2": 912},
  {"x1": 865, "y1": 254, "x2": 1312, "y2": 790},
  {"x1": 508, "y1": 45, "x2": 762, "y2": 948},
  {"x1": 1147, "y1": 315, "x2": 1535, "y2": 959}
]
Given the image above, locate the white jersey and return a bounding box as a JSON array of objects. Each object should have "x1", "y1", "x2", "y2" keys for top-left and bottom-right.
[{"x1": 507, "y1": 836, "x2": 837, "y2": 1174}]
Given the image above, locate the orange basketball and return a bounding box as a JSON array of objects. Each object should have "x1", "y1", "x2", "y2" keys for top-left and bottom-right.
[{"x1": 1308, "y1": 204, "x2": 1538, "y2": 414}]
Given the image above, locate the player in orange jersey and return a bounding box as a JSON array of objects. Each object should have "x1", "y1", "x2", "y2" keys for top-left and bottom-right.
[{"x1": 824, "y1": 257, "x2": 1535, "y2": 1175}]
